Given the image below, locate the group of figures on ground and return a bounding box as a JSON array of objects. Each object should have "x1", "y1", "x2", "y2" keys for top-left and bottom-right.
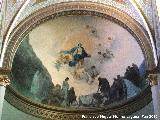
[
  {"x1": 124, "y1": 63, "x2": 142, "y2": 88},
  {"x1": 42, "y1": 77, "x2": 77, "y2": 107},
  {"x1": 42, "y1": 75, "x2": 128, "y2": 108},
  {"x1": 96, "y1": 64, "x2": 143, "y2": 106},
  {"x1": 42, "y1": 62, "x2": 143, "y2": 108},
  {"x1": 97, "y1": 75, "x2": 127, "y2": 104}
]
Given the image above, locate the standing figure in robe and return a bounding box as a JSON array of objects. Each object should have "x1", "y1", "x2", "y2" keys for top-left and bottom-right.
[{"x1": 62, "y1": 77, "x2": 70, "y2": 107}]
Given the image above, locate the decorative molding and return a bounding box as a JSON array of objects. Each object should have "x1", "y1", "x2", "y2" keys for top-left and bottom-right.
[
  {"x1": 2, "y1": 1, "x2": 155, "y2": 119},
  {"x1": 15, "y1": 0, "x2": 144, "y2": 28},
  {"x1": 5, "y1": 86, "x2": 152, "y2": 120}
]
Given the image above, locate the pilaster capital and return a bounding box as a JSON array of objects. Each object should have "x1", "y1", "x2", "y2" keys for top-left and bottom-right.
[
  {"x1": 0, "y1": 75, "x2": 10, "y2": 87},
  {"x1": 0, "y1": 68, "x2": 11, "y2": 87},
  {"x1": 148, "y1": 73, "x2": 158, "y2": 86}
]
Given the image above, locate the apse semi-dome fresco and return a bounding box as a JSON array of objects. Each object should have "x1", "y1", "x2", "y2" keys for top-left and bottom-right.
[{"x1": 11, "y1": 16, "x2": 147, "y2": 109}]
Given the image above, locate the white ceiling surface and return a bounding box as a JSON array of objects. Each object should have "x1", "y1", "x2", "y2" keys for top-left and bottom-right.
[{"x1": 156, "y1": 0, "x2": 160, "y2": 21}]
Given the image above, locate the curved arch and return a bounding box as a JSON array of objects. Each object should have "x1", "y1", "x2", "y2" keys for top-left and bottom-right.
[
  {"x1": 129, "y1": 0, "x2": 158, "y2": 65},
  {"x1": 0, "y1": 0, "x2": 157, "y2": 69},
  {"x1": 1, "y1": 1, "x2": 156, "y2": 70},
  {"x1": 0, "y1": 0, "x2": 31, "y2": 67},
  {"x1": 2, "y1": 1, "x2": 156, "y2": 119}
]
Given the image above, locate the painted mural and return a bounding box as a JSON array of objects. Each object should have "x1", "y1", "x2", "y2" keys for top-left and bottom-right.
[{"x1": 11, "y1": 16, "x2": 147, "y2": 109}]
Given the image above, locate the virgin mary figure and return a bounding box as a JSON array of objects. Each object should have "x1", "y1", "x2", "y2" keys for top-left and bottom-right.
[{"x1": 69, "y1": 43, "x2": 90, "y2": 67}]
